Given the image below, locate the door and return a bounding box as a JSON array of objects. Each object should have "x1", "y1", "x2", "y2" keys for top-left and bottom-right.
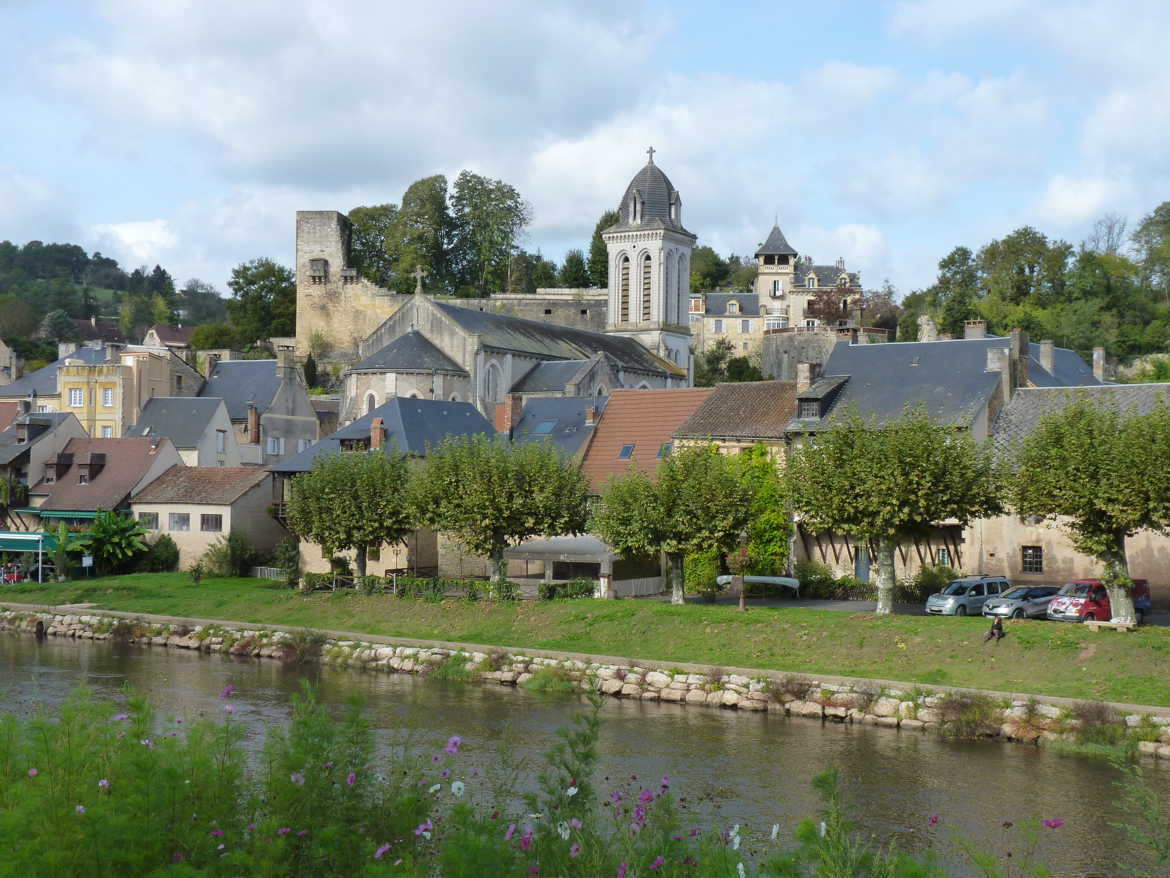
[{"x1": 854, "y1": 547, "x2": 870, "y2": 583}]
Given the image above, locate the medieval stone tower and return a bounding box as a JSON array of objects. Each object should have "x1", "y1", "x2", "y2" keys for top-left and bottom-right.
[{"x1": 602, "y1": 149, "x2": 695, "y2": 375}]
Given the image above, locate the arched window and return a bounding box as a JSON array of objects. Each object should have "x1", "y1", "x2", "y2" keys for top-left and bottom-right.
[
  {"x1": 485, "y1": 362, "x2": 502, "y2": 404},
  {"x1": 676, "y1": 253, "x2": 687, "y2": 301},
  {"x1": 806, "y1": 275, "x2": 817, "y2": 289},
  {"x1": 596, "y1": 385, "x2": 607, "y2": 397},
  {"x1": 641, "y1": 253, "x2": 652, "y2": 322},
  {"x1": 408, "y1": 392, "x2": 420, "y2": 399},
  {"x1": 449, "y1": 393, "x2": 460, "y2": 402},
  {"x1": 664, "y1": 256, "x2": 675, "y2": 324},
  {"x1": 365, "y1": 393, "x2": 377, "y2": 414},
  {"x1": 619, "y1": 255, "x2": 631, "y2": 323}
]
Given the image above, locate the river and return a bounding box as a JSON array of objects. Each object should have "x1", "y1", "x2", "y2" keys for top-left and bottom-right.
[{"x1": 2, "y1": 633, "x2": 1166, "y2": 876}]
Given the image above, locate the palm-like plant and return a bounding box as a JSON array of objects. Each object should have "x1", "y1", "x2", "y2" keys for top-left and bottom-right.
[{"x1": 87, "y1": 509, "x2": 148, "y2": 575}]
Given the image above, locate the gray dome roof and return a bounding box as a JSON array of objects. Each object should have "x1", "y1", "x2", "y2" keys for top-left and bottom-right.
[
  {"x1": 756, "y1": 224, "x2": 797, "y2": 257},
  {"x1": 618, "y1": 160, "x2": 679, "y2": 225}
]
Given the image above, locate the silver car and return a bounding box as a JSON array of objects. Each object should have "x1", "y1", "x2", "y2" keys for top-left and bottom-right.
[
  {"x1": 981, "y1": 585, "x2": 1059, "y2": 620},
  {"x1": 925, "y1": 576, "x2": 1010, "y2": 616}
]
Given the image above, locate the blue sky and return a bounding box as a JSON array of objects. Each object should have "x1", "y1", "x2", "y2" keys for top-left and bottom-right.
[{"x1": 3, "y1": 0, "x2": 1170, "y2": 295}]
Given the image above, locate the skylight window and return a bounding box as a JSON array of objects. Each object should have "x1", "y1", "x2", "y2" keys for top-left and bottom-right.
[
  {"x1": 531, "y1": 420, "x2": 557, "y2": 435},
  {"x1": 657, "y1": 443, "x2": 672, "y2": 458},
  {"x1": 618, "y1": 444, "x2": 635, "y2": 459}
]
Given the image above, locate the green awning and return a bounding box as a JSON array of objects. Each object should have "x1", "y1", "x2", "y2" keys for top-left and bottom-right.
[
  {"x1": 0, "y1": 532, "x2": 56, "y2": 552},
  {"x1": 28, "y1": 510, "x2": 99, "y2": 519}
]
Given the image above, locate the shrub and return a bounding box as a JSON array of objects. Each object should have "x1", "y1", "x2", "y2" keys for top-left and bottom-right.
[
  {"x1": 202, "y1": 532, "x2": 259, "y2": 578},
  {"x1": 329, "y1": 556, "x2": 353, "y2": 576},
  {"x1": 1071, "y1": 701, "x2": 1127, "y2": 747},
  {"x1": 538, "y1": 578, "x2": 594, "y2": 600},
  {"x1": 272, "y1": 538, "x2": 301, "y2": 588},
  {"x1": 281, "y1": 628, "x2": 326, "y2": 665},
  {"x1": 137, "y1": 534, "x2": 180, "y2": 573},
  {"x1": 793, "y1": 560, "x2": 836, "y2": 596},
  {"x1": 355, "y1": 575, "x2": 385, "y2": 596},
  {"x1": 188, "y1": 562, "x2": 204, "y2": 585},
  {"x1": 937, "y1": 692, "x2": 1001, "y2": 738},
  {"x1": 520, "y1": 665, "x2": 578, "y2": 693},
  {"x1": 896, "y1": 564, "x2": 960, "y2": 603},
  {"x1": 684, "y1": 549, "x2": 721, "y2": 597},
  {"x1": 301, "y1": 572, "x2": 331, "y2": 591},
  {"x1": 431, "y1": 652, "x2": 473, "y2": 682}
]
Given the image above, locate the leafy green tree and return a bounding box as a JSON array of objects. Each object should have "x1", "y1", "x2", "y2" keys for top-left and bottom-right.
[
  {"x1": 731, "y1": 444, "x2": 792, "y2": 575},
  {"x1": 226, "y1": 258, "x2": 296, "y2": 345},
  {"x1": 450, "y1": 171, "x2": 531, "y2": 295},
  {"x1": 1010, "y1": 394, "x2": 1170, "y2": 624},
  {"x1": 0, "y1": 294, "x2": 39, "y2": 339},
  {"x1": 347, "y1": 203, "x2": 399, "y2": 285},
  {"x1": 286, "y1": 448, "x2": 413, "y2": 577},
  {"x1": 384, "y1": 175, "x2": 455, "y2": 294},
  {"x1": 558, "y1": 249, "x2": 589, "y2": 287},
  {"x1": 689, "y1": 246, "x2": 730, "y2": 292},
  {"x1": 39, "y1": 309, "x2": 78, "y2": 343},
  {"x1": 694, "y1": 337, "x2": 764, "y2": 385},
  {"x1": 725, "y1": 253, "x2": 757, "y2": 290},
  {"x1": 411, "y1": 435, "x2": 588, "y2": 583},
  {"x1": 190, "y1": 323, "x2": 238, "y2": 351},
  {"x1": 787, "y1": 406, "x2": 1002, "y2": 614},
  {"x1": 506, "y1": 251, "x2": 536, "y2": 295},
  {"x1": 591, "y1": 445, "x2": 752, "y2": 604},
  {"x1": 587, "y1": 210, "x2": 618, "y2": 288},
  {"x1": 49, "y1": 521, "x2": 90, "y2": 580},
  {"x1": 927, "y1": 246, "x2": 980, "y2": 336},
  {"x1": 531, "y1": 253, "x2": 558, "y2": 289},
  {"x1": 179, "y1": 279, "x2": 228, "y2": 325},
  {"x1": 1133, "y1": 201, "x2": 1170, "y2": 302},
  {"x1": 303, "y1": 353, "x2": 318, "y2": 388},
  {"x1": 150, "y1": 293, "x2": 173, "y2": 326},
  {"x1": 87, "y1": 510, "x2": 149, "y2": 575}
]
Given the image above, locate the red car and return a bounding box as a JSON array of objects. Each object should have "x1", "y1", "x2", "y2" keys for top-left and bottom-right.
[{"x1": 1046, "y1": 579, "x2": 1152, "y2": 623}]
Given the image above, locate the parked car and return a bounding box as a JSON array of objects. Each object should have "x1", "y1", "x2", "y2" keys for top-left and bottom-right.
[
  {"x1": 1046, "y1": 579, "x2": 1152, "y2": 623},
  {"x1": 925, "y1": 575, "x2": 1011, "y2": 616},
  {"x1": 981, "y1": 585, "x2": 1060, "y2": 619}
]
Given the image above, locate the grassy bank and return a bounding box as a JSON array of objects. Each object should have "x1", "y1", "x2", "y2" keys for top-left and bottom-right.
[{"x1": 4, "y1": 573, "x2": 1170, "y2": 707}]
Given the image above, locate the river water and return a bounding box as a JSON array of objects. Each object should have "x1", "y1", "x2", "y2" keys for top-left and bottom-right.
[{"x1": 2, "y1": 633, "x2": 1167, "y2": 876}]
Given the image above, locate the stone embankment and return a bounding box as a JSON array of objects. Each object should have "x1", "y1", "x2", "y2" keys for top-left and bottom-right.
[{"x1": 5, "y1": 607, "x2": 1170, "y2": 758}]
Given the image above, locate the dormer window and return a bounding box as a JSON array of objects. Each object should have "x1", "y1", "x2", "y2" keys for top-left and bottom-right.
[
  {"x1": 727, "y1": 301, "x2": 738, "y2": 314},
  {"x1": 308, "y1": 258, "x2": 328, "y2": 284},
  {"x1": 799, "y1": 400, "x2": 820, "y2": 419},
  {"x1": 806, "y1": 275, "x2": 817, "y2": 289},
  {"x1": 78, "y1": 471, "x2": 89, "y2": 485}
]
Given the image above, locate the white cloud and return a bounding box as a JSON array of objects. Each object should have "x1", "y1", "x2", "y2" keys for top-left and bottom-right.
[
  {"x1": 0, "y1": 169, "x2": 79, "y2": 244},
  {"x1": 1035, "y1": 174, "x2": 1134, "y2": 226}
]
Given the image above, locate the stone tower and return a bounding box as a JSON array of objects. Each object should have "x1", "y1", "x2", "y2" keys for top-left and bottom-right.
[
  {"x1": 754, "y1": 224, "x2": 798, "y2": 318},
  {"x1": 602, "y1": 149, "x2": 695, "y2": 376}
]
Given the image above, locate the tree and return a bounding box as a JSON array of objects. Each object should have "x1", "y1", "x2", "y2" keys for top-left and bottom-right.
[
  {"x1": 694, "y1": 337, "x2": 764, "y2": 386},
  {"x1": 190, "y1": 323, "x2": 238, "y2": 351},
  {"x1": 303, "y1": 353, "x2": 318, "y2": 388},
  {"x1": 411, "y1": 435, "x2": 588, "y2": 583},
  {"x1": 531, "y1": 253, "x2": 558, "y2": 289},
  {"x1": 385, "y1": 175, "x2": 454, "y2": 294},
  {"x1": 226, "y1": 258, "x2": 296, "y2": 345},
  {"x1": 450, "y1": 171, "x2": 531, "y2": 295},
  {"x1": 87, "y1": 510, "x2": 148, "y2": 575},
  {"x1": 805, "y1": 288, "x2": 850, "y2": 325},
  {"x1": 787, "y1": 406, "x2": 1002, "y2": 614},
  {"x1": 558, "y1": 249, "x2": 589, "y2": 287},
  {"x1": 927, "y1": 246, "x2": 980, "y2": 336},
  {"x1": 347, "y1": 203, "x2": 399, "y2": 285},
  {"x1": 39, "y1": 309, "x2": 78, "y2": 343},
  {"x1": 285, "y1": 449, "x2": 413, "y2": 577},
  {"x1": 689, "y1": 246, "x2": 729, "y2": 292},
  {"x1": 150, "y1": 293, "x2": 173, "y2": 326},
  {"x1": 179, "y1": 279, "x2": 228, "y2": 325},
  {"x1": 1010, "y1": 394, "x2": 1170, "y2": 624},
  {"x1": 1086, "y1": 212, "x2": 1128, "y2": 255},
  {"x1": 591, "y1": 445, "x2": 752, "y2": 604},
  {"x1": 1133, "y1": 201, "x2": 1170, "y2": 302},
  {"x1": 587, "y1": 210, "x2": 618, "y2": 288},
  {"x1": 730, "y1": 445, "x2": 792, "y2": 576}
]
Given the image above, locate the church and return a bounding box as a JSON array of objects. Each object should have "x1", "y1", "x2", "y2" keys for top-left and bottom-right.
[{"x1": 296, "y1": 151, "x2": 696, "y2": 424}]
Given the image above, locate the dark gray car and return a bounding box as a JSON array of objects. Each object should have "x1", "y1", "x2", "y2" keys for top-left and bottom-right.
[{"x1": 981, "y1": 585, "x2": 1059, "y2": 620}]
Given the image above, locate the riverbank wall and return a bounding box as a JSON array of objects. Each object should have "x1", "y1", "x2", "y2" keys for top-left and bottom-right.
[{"x1": 4, "y1": 605, "x2": 1170, "y2": 758}]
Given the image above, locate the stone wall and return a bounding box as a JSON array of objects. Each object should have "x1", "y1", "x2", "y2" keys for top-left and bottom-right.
[
  {"x1": 3, "y1": 608, "x2": 1169, "y2": 758},
  {"x1": 759, "y1": 331, "x2": 840, "y2": 381}
]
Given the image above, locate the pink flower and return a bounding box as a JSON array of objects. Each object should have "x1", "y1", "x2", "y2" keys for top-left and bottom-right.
[
  {"x1": 639, "y1": 790, "x2": 654, "y2": 804},
  {"x1": 141, "y1": 739, "x2": 154, "y2": 749},
  {"x1": 112, "y1": 713, "x2": 129, "y2": 721},
  {"x1": 505, "y1": 823, "x2": 516, "y2": 840},
  {"x1": 609, "y1": 791, "x2": 623, "y2": 803},
  {"x1": 444, "y1": 735, "x2": 462, "y2": 755},
  {"x1": 219, "y1": 684, "x2": 235, "y2": 698},
  {"x1": 246, "y1": 823, "x2": 256, "y2": 832},
  {"x1": 568, "y1": 818, "x2": 582, "y2": 830},
  {"x1": 650, "y1": 855, "x2": 665, "y2": 870},
  {"x1": 98, "y1": 778, "x2": 109, "y2": 789},
  {"x1": 290, "y1": 773, "x2": 304, "y2": 786},
  {"x1": 570, "y1": 843, "x2": 581, "y2": 858},
  {"x1": 519, "y1": 826, "x2": 534, "y2": 851},
  {"x1": 374, "y1": 843, "x2": 392, "y2": 859},
  {"x1": 414, "y1": 820, "x2": 433, "y2": 836},
  {"x1": 210, "y1": 830, "x2": 224, "y2": 838},
  {"x1": 297, "y1": 830, "x2": 308, "y2": 837},
  {"x1": 1043, "y1": 818, "x2": 1064, "y2": 829},
  {"x1": 661, "y1": 776, "x2": 670, "y2": 788},
  {"x1": 223, "y1": 705, "x2": 235, "y2": 714},
  {"x1": 27, "y1": 768, "x2": 38, "y2": 778},
  {"x1": 618, "y1": 864, "x2": 628, "y2": 878},
  {"x1": 928, "y1": 815, "x2": 939, "y2": 826},
  {"x1": 75, "y1": 805, "x2": 86, "y2": 814},
  {"x1": 346, "y1": 772, "x2": 356, "y2": 787},
  {"x1": 277, "y1": 828, "x2": 291, "y2": 836},
  {"x1": 528, "y1": 867, "x2": 539, "y2": 876}
]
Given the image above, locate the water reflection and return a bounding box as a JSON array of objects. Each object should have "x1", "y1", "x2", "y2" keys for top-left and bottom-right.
[{"x1": 2, "y1": 634, "x2": 1166, "y2": 877}]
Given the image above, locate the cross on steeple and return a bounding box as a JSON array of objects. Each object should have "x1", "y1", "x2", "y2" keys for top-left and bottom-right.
[
  {"x1": 646, "y1": 145, "x2": 655, "y2": 164},
  {"x1": 412, "y1": 265, "x2": 427, "y2": 294}
]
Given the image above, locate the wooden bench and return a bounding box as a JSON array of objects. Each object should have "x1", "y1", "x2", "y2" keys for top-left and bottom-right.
[{"x1": 1084, "y1": 620, "x2": 1137, "y2": 633}]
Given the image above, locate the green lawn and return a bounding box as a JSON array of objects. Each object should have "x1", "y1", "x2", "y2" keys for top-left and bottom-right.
[{"x1": 4, "y1": 574, "x2": 1169, "y2": 707}]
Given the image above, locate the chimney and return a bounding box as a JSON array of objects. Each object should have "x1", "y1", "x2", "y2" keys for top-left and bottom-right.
[
  {"x1": 247, "y1": 401, "x2": 260, "y2": 445},
  {"x1": 986, "y1": 347, "x2": 1012, "y2": 404},
  {"x1": 584, "y1": 404, "x2": 597, "y2": 426},
  {"x1": 1093, "y1": 346, "x2": 1106, "y2": 381},
  {"x1": 963, "y1": 320, "x2": 987, "y2": 340},
  {"x1": 835, "y1": 256, "x2": 845, "y2": 270},
  {"x1": 1039, "y1": 340, "x2": 1055, "y2": 374},
  {"x1": 276, "y1": 346, "x2": 296, "y2": 379},
  {"x1": 1010, "y1": 328, "x2": 1030, "y2": 387},
  {"x1": 205, "y1": 352, "x2": 220, "y2": 375},
  {"x1": 104, "y1": 342, "x2": 124, "y2": 363},
  {"x1": 498, "y1": 392, "x2": 524, "y2": 436},
  {"x1": 18, "y1": 398, "x2": 30, "y2": 415},
  {"x1": 370, "y1": 417, "x2": 384, "y2": 451},
  {"x1": 795, "y1": 361, "x2": 820, "y2": 394},
  {"x1": 57, "y1": 342, "x2": 78, "y2": 360}
]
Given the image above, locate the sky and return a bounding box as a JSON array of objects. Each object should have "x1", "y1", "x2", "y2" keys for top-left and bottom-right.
[{"x1": 3, "y1": 0, "x2": 1170, "y2": 296}]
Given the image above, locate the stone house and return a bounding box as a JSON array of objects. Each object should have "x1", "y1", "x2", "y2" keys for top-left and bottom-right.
[
  {"x1": 0, "y1": 410, "x2": 87, "y2": 530},
  {"x1": 268, "y1": 396, "x2": 496, "y2": 577},
  {"x1": 142, "y1": 324, "x2": 195, "y2": 358},
  {"x1": 131, "y1": 466, "x2": 288, "y2": 569},
  {"x1": 972, "y1": 383, "x2": 1170, "y2": 589},
  {"x1": 20, "y1": 436, "x2": 182, "y2": 529},
  {"x1": 198, "y1": 350, "x2": 318, "y2": 465},
  {"x1": 0, "y1": 339, "x2": 23, "y2": 386},
  {"x1": 673, "y1": 380, "x2": 796, "y2": 458},
  {"x1": 125, "y1": 397, "x2": 241, "y2": 467}
]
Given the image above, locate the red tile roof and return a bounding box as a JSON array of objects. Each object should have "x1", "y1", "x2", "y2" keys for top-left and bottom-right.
[
  {"x1": 674, "y1": 380, "x2": 797, "y2": 440},
  {"x1": 0, "y1": 402, "x2": 20, "y2": 432},
  {"x1": 579, "y1": 388, "x2": 714, "y2": 491},
  {"x1": 132, "y1": 465, "x2": 269, "y2": 505},
  {"x1": 148, "y1": 324, "x2": 196, "y2": 346}
]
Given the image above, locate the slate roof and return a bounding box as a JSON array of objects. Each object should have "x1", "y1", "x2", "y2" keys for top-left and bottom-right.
[
  {"x1": 579, "y1": 388, "x2": 714, "y2": 491},
  {"x1": 34, "y1": 437, "x2": 173, "y2": 512},
  {"x1": 755, "y1": 225, "x2": 798, "y2": 257},
  {"x1": 511, "y1": 396, "x2": 608, "y2": 457},
  {"x1": 350, "y1": 331, "x2": 466, "y2": 374},
  {"x1": 991, "y1": 384, "x2": 1170, "y2": 453},
  {"x1": 794, "y1": 263, "x2": 860, "y2": 287},
  {"x1": 0, "y1": 413, "x2": 73, "y2": 466},
  {"x1": 510, "y1": 360, "x2": 591, "y2": 393},
  {"x1": 606, "y1": 159, "x2": 694, "y2": 237},
  {"x1": 147, "y1": 325, "x2": 195, "y2": 346},
  {"x1": 699, "y1": 293, "x2": 762, "y2": 317},
  {"x1": 792, "y1": 337, "x2": 1102, "y2": 432},
  {"x1": 269, "y1": 397, "x2": 495, "y2": 473},
  {"x1": 675, "y1": 381, "x2": 797, "y2": 440},
  {"x1": 125, "y1": 397, "x2": 225, "y2": 449},
  {"x1": 132, "y1": 465, "x2": 268, "y2": 505},
  {"x1": 73, "y1": 318, "x2": 125, "y2": 343},
  {"x1": 0, "y1": 346, "x2": 106, "y2": 399},
  {"x1": 198, "y1": 360, "x2": 280, "y2": 420},
  {"x1": 434, "y1": 301, "x2": 683, "y2": 377}
]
